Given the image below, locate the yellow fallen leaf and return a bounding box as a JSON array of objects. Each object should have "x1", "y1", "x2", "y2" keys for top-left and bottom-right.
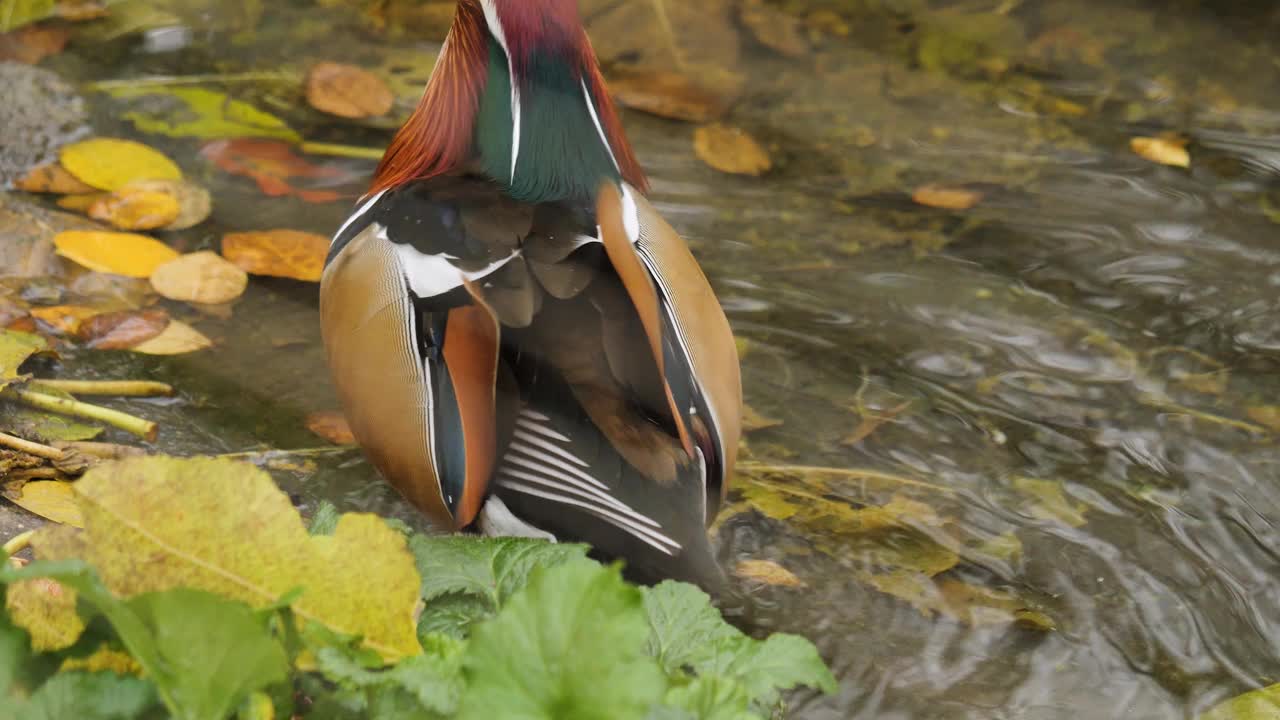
[
  {"x1": 222, "y1": 229, "x2": 329, "y2": 282},
  {"x1": 694, "y1": 123, "x2": 772, "y2": 176},
  {"x1": 742, "y1": 403, "x2": 782, "y2": 432},
  {"x1": 15, "y1": 457, "x2": 423, "y2": 660},
  {"x1": 1013, "y1": 477, "x2": 1088, "y2": 527},
  {"x1": 150, "y1": 251, "x2": 248, "y2": 305},
  {"x1": 56, "y1": 193, "x2": 107, "y2": 212},
  {"x1": 912, "y1": 184, "x2": 983, "y2": 210},
  {"x1": 126, "y1": 179, "x2": 213, "y2": 231},
  {"x1": 130, "y1": 319, "x2": 213, "y2": 355},
  {"x1": 734, "y1": 559, "x2": 806, "y2": 587},
  {"x1": 3, "y1": 480, "x2": 85, "y2": 527},
  {"x1": 59, "y1": 138, "x2": 183, "y2": 191},
  {"x1": 53, "y1": 230, "x2": 180, "y2": 278},
  {"x1": 1131, "y1": 136, "x2": 1190, "y2": 168},
  {"x1": 88, "y1": 188, "x2": 181, "y2": 231},
  {"x1": 1245, "y1": 406, "x2": 1280, "y2": 433},
  {"x1": 16, "y1": 162, "x2": 97, "y2": 194},
  {"x1": 5, "y1": 574, "x2": 85, "y2": 651},
  {"x1": 1200, "y1": 683, "x2": 1280, "y2": 720},
  {"x1": 29, "y1": 305, "x2": 99, "y2": 335}
]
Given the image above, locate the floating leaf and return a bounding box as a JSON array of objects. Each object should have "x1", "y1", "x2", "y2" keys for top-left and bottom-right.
[
  {"x1": 1131, "y1": 135, "x2": 1190, "y2": 168},
  {"x1": 307, "y1": 61, "x2": 395, "y2": 119},
  {"x1": 607, "y1": 70, "x2": 732, "y2": 122},
  {"x1": 59, "y1": 138, "x2": 182, "y2": 191},
  {"x1": 55, "y1": 193, "x2": 104, "y2": 212},
  {"x1": 912, "y1": 184, "x2": 984, "y2": 210},
  {"x1": 3, "y1": 480, "x2": 85, "y2": 527},
  {"x1": 29, "y1": 305, "x2": 97, "y2": 334},
  {"x1": 694, "y1": 124, "x2": 771, "y2": 176},
  {"x1": 75, "y1": 309, "x2": 170, "y2": 350},
  {"x1": 129, "y1": 319, "x2": 212, "y2": 355},
  {"x1": 150, "y1": 252, "x2": 248, "y2": 305},
  {"x1": 0, "y1": 328, "x2": 48, "y2": 388},
  {"x1": 53, "y1": 230, "x2": 179, "y2": 277},
  {"x1": 105, "y1": 86, "x2": 301, "y2": 142},
  {"x1": 222, "y1": 229, "x2": 330, "y2": 282},
  {"x1": 733, "y1": 559, "x2": 805, "y2": 588},
  {"x1": 1200, "y1": 683, "x2": 1280, "y2": 720},
  {"x1": 88, "y1": 187, "x2": 181, "y2": 231},
  {"x1": 16, "y1": 457, "x2": 422, "y2": 660},
  {"x1": 457, "y1": 559, "x2": 666, "y2": 720},
  {"x1": 305, "y1": 410, "x2": 356, "y2": 445},
  {"x1": 1012, "y1": 477, "x2": 1088, "y2": 527},
  {"x1": 201, "y1": 139, "x2": 354, "y2": 203},
  {"x1": 15, "y1": 161, "x2": 94, "y2": 194},
  {"x1": 737, "y1": 0, "x2": 808, "y2": 58}
]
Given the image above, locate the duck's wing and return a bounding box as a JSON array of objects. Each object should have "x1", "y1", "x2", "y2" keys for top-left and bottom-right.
[{"x1": 320, "y1": 177, "x2": 526, "y2": 529}]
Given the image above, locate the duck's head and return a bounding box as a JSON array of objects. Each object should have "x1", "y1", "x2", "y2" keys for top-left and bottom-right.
[{"x1": 372, "y1": 0, "x2": 647, "y2": 203}]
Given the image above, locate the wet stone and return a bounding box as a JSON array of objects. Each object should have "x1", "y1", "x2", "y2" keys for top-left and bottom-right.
[{"x1": 0, "y1": 62, "x2": 90, "y2": 189}]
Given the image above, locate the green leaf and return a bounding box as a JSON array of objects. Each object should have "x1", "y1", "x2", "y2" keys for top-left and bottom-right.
[
  {"x1": 0, "y1": 328, "x2": 47, "y2": 389},
  {"x1": 307, "y1": 501, "x2": 340, "y2": 536},
  {"x1": 0, "y1": 0, "x2": 54, "y2": 32},
  {"x1": 416, "y1": 593, "x2": 491, "y2": 640},
  {"x1": 309, "y1": 627, "x2": 464, "y2": 719},
  {"x1": 457, "y1": 558, "x2": 666, "y2": 720},
  {"x1": 0, "y1": 602, "x2": 32, "y2": 697},
  {"x1": 105, "y1": 87, "x2": 301, "y2": 142},
  {"x1": 663, "y1": 676, "x2": 756, "y2": 720},
  {"x1": 5, "y1": 405, "x2": 105, "y2": 443},
  {"x1": 2, "y1": 562, "x2": 287, "y2": 720},
  {"x1": 409, "y1": 535, "x2": 588, "y2": 611},
  {"x1": 643, "y1": 582, "x2": 836, "y2": 708},
  {"x1": 125, "y1": 589, "x2": 289, "y2": 720},
  {"x1": 14, "y1": 672, "x2": 157, "y2": 720},
  {"x1": 1200, "y1": 683, "x2": 1280, "y2": 720}
]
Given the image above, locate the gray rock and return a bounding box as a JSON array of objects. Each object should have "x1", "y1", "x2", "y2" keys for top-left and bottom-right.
[{"x1": 0, "y1": 62, "x2": 90, "y2": 189}]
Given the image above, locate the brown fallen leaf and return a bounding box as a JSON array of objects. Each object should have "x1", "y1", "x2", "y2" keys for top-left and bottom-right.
[
  {"x1": 307, "y1": 62, "x2": 396, "y2": 119},
  {"x1": 88, "y1": 188, "x2": 181, "y2": 231},
  {"x1": 29, "y1": 305, "x2": 98, "y2": 335},
  {"x1": 1131, "y1": 135, "x2": 1190, "y2": 168},
  {"x1": 150, "y1": 252, "x2": 248, "y2": 305},
  {"x1": 222, "y1": 229, "x2": 329, "y2": 282},
  {"x1": 734, "y1": 559, "x2": 806, "y2": 588},
  {"x1": 0, "y1": 25, "x2": 70, "y2": 64},
  {"x1": 738, "y1": 0, "x2": 808, "y2": 58},
  {"x1": 843, "y1": 400, "x2": 913, "y2": 446},
  {"x1": 912, "y1": 185, "x2": 984, "y2": 210},
  {"x1": 694, "y1": 123, "x2": 772, "y2": 176},
  {"x1": 75, "y1": 309, "x2": 170, "y2": 350},
  {"x1": 131, "y1": 320, "x2": 212, "y2": 355},
  {"x1": 124, "y1": 179, "x2": 212, "y2": 231},
  {"x1": 608, "y1": 70, "x2": 732, "y2": 122},
  {"x1": 16, "y1": 163, "x2": 97, "y2": 195},
  {"x1": 742, "y1": 403, "x2": 783, "y2": 432},
  {"x1": 306, "y1": 410, "x2": 356, "y2": 445}
]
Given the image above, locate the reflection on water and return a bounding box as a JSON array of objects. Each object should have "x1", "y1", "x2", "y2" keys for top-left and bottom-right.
[{"x1": 13, "y1": 0, "x2": 1280, "y2": 717}]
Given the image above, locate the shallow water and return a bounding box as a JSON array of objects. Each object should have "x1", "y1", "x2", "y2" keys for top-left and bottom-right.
[{"x1": 7, "y1": 0, "x2": 1280, "y2": 717}]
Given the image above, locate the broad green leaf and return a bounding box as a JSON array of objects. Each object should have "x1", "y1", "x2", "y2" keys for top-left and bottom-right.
[
  {"x1": 106, "y1": 87, "x2": 301, "y2": 142},
  {"x1": 409, "y1": 535, "x2": 588, "y2": 610},
  {"x1": 0, "y1": 0, "x2": 54, "y2": 32},
  {"x1": 1200, "y1": 683, "x2": 1280, "y2": 720},
  {"x1": 0, "y1": 328, "x2": 47, "y2": 389},
  {"x1": 23, "y1": 457, "x2": 421, "y2": 660},
  {"x1": 307, "y1": 500, "x2": 341, "y2": 536},
  {"x1": 3, "y1": 561, "x2": 286, "y2": 720},
  {"x1": 0, "y1": 601, "x2": 32, "y2": 697},
  {"x1": 457, "y1": 559, "x2": 666, "y2": 720},
  {"x1": 643, "y1": 582, "x2": 836, "y2": 707},
  {"x1": 125, "y1": 589, "x2": 288, "y2": 720},
  {"x1": 415, "y1": 593, "x2": 490, "y2": 640},
  {"x1": 13, "y1": 671, "x2": 157, "y2": 720},
  {"x1": 663, "y1": 676, "x2": 756, "y2": 720},
  {"x1": 310, "y1": 628, "x2": 464, "y2": 718}
]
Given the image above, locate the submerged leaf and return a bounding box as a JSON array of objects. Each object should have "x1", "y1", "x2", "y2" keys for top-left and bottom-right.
[
  {"x1": 59, "y1": 138, "x2": 182, "y2": 191},
  {"x1": 733, "y1": 559, "x2": 805, "y2": 588},
  {"x1": 221, "y1": 229, "x2": 331, "y2": 282},
  {"x1": 0, "y1": 328, "x2": 48, "y2": 388},
  {"x1": 307, "y1": 62, "x2": 395, "y2": 119},
  {"x1": 200, "y1": 138, "x2": 356, "y2": 203},
  {"x1": 53, "y1": 230, "x2": 180, "y2": 278},
  {"x1": 694, "y1": 124, "x2": 771, "y2": 176},
  {"x1": 1200, "y1": 683, "x2": 1280, "y2": 720},
  {"x1": 1131, "y1": 135, "x2": 1190, "y2": 168},
  {"x1": 457, "y1": 559, "x2": 666, "y2": 720},
  {"x1": 129, "y1": 319, "x2": 213, "y2": 355},
  {"x1": 75, "y1": 309, "x2": 170, "y2": 350},
  {"x1": 305, "y1": 410, "x2": 356, "y2": 445},
  {"x1": 106, "y1": 86, "x2": 301, "y2": 142}
]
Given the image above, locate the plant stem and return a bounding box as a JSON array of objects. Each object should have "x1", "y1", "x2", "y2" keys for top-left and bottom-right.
[
  {"x1": 301, "y1": 142, "x2": 386, "y2": 160},
  {"x1": 86, "y1": 71, "x2": 299, "y2": 91},
  {"x1": 3, "y1": 530, "x2": 34, "y2": 557},
  {"x1": 33, "y1": 380, "x2": 174, "y2": 397},
  {"x1": 0, "y1": 431, "x2": 66, "y2": 461},
  {"x1": 737, "y1": 461, "x2": 957, "y2": 494},
  {"x1": 217, "y1": 446, "x2": 358, "y2": 461},
  {"x1": 4, "y1": 389, "x2": 158, "y2": 441}
]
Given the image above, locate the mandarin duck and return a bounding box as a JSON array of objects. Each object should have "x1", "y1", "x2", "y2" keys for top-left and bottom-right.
[{"x1": 320, "y1": 0, "x2": 742, "y2": 589}]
